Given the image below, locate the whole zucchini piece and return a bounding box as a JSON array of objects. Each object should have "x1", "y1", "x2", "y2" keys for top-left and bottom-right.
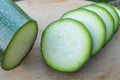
[{"x1": 0, "y1": 0, "x2": 38, "y2": 70}]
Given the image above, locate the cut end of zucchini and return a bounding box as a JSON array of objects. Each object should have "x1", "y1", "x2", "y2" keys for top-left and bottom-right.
[
  {"x1": 2, "y1": 20, "x2": 38, "y2": 70},
  {"x1": 41, "y1": 18, "x2": 92, "y2": 72}
]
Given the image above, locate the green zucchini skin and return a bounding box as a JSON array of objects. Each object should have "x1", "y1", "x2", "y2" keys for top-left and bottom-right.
[
  {"x1": 0, "y1": 0, "x2": 38, "y2": 70},
  {"x1": 12, "y1": 0, "x2": 21, "y2": 2},
  {"x1": 88, "y1": 0, "x2": 114, "y2": 3},
  {"x1": 113, "y1": 7, "x2": 120, "y2": 24}
]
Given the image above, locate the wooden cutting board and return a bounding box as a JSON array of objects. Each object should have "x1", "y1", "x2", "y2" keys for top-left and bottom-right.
[{"x1": 0, "y1": 0, "x2": 120, "y2": 80}]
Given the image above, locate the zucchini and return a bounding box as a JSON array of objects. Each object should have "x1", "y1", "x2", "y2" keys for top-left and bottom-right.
[
  {"x1": 41, "y1": 18, "x2": 92, "y2": 72},
  {"x1": 12, "y1": 0, "x2": 20, "y2": 2},
  {"x1": 96, "y1": 3, "x2": 119, "y2": 32},
  {"x1": 113, "y1": 7, "x2": 120, "y2": 24},
  {"x1": 88, "y1": 0, "x2": 114, "y2": 3},
  {"x1": 0, "y1": 0, "x2": 38, "y2": 70},
  {"x1": 61, "y1": 8, "x2": 106, "y2": 56},
  {"x1": 83, "y1": 4, "x2": 114, "y2": 44}
]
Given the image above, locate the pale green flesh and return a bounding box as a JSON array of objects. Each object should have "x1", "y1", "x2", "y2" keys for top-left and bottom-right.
[
  {"x1": 83, "y1": 4, "x2": 114, "y2": 44},
  {"x1": 41, "y1": 19, "x2": 92, "y2": 72},
  {"x1": 61, "y1": 9, "x2": 106, "y2": 56},
  {"x1": 2, "y1": 21, "x2": 38, "y2": 70},
  {"x1": 96, "y1": 3, "x2": 119, "y2": 32}
]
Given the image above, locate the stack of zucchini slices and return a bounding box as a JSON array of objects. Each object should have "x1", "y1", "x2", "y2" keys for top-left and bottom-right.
[{"x1": 41, "y1": 3, "x2": 120, "y2": 72}]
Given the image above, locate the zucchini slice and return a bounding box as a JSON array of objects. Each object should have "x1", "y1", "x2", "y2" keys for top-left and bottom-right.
[
  {"x1": 88, "y1": 0, "x2": 114, "y2": 3},
  {"x1": 41, "y1": 18, "x2": 92, "y2": 72},
  {"x1": 61, "y1": 8, "x2": 106, "y2": 56},
  {"x1": 113, "y1": 7, "x2": 120, "y2": 24},
  {"x1": 96, "y1": 3, "x2": 119, "y2": 32},
  {"x1": 83, "y1": 4, "x2": 114, "y2": 44},
  {"x1": 0, "y1": 0, "x2": 38, "y2": 70}
]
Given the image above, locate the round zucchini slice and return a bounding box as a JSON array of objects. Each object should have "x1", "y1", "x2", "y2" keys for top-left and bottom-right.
[{"x1": 41, "y1": 18, "x2": 92, "y2": 72}]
